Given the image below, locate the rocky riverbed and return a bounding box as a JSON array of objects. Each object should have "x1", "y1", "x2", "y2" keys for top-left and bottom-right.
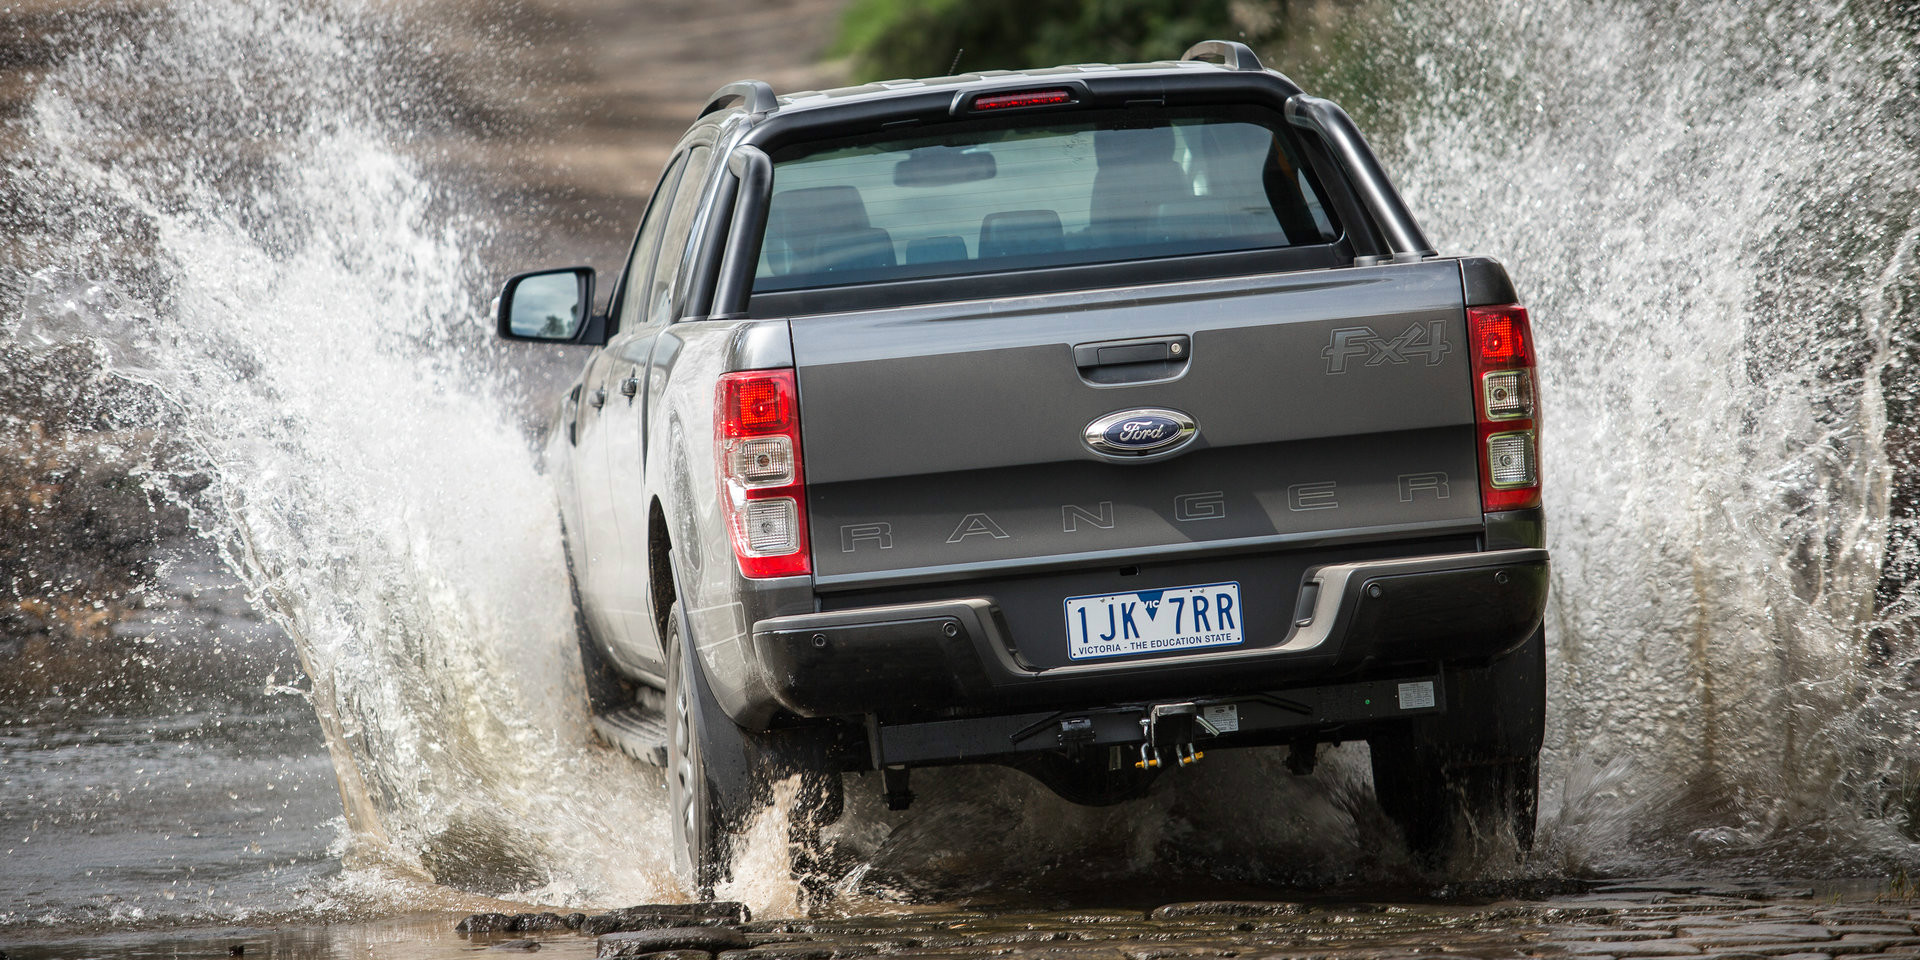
[{"x1": 8, "y1": 882, "x2": 1920, "y2": 960}]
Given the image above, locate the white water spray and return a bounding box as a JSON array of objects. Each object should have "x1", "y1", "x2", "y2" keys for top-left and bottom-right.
[
  {"x1": 8, "y1": 0, "x2": 684, "y2": 911},
  {"x1": 1359, "y1": 0, "x2": 1920, "y2": 871}
]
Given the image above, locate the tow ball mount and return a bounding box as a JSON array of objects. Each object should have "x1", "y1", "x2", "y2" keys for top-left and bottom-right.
[{"x1": 1134, "y1": 701, "x2": 1220, "y2": 769}]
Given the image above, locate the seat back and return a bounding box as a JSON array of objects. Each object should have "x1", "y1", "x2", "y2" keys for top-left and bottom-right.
[{"x1": 978, "y1": 209, "x2": 1064, "y2": 260}]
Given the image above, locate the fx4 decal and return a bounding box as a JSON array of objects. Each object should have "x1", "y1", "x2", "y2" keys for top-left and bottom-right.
[{"x1": 1321, "y1": 319, "x2": 1451, "y2": 374}]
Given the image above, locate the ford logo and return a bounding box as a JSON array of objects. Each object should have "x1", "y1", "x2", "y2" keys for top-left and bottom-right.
[{"x1": 1084, "y1": 408, "x2": 1198, "y2": 460}]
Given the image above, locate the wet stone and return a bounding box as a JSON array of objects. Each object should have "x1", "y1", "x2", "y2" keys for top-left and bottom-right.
[
  {"x1": 490, "y1": 940, "x2": 543, "y2": 952},
  {"x1": 586, "y1": 904, "x2": 753, "y2": 936},
  {"x1": 716, "y1": 946, "x2": 849, "y2": 960},
  {"x1": 440, "y1": 894, "x2": 1920, "y2": 960},
  {"x1": 1549, "y1": 940, "x2": 1699, "y2": 955},
  {"x1": 516, "y1": 913, "x2": 578, "y2": 932},
  {"x1": 1149, "y1": 903, "x2": 1310, "y2": 921},
  {"x1": 1678, "y1": 925, "x2": 1836, "y2": 943},
  {"x1": 600, "y1": 928, "x2": 755, "y2": 958},
  {"x1": 744, "y1": 933, "x2": 821, "y2": 946},
  {"x1": 458, "y1": 912, "x2": 587, "y2": 934},
  {"x1": 1549, "y1": 926, "x2": 1684, "y2": 942}
]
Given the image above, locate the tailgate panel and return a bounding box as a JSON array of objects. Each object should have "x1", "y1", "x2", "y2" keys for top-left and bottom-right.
[{"x1": 791, "y1": 260, "x2": 1475, "y2": 580}]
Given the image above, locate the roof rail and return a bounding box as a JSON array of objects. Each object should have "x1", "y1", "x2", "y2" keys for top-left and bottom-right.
[
  {"x1": 699, "y1": 80, "x2": 778, "y2": 120},
  {"x1": 1181, "y1": 40, "x2": 1264, "y2": 72}
]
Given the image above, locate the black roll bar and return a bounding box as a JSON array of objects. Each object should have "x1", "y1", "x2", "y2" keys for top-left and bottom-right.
[
  {"x1": 711, "y1": 144, "x2": 773, "y2": 319},
  {"x1": 1284, "y1": 94, "x2": 1435, "y2": 260}
]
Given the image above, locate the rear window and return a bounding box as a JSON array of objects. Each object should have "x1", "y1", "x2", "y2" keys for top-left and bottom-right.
[{"x1": 754, "y1": 110, "x2": 1338, "y2": 294}]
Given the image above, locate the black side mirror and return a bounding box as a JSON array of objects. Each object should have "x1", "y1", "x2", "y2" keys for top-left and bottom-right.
[{"x1": 496, "y1": 267, "x2": 599, "y2": 343}]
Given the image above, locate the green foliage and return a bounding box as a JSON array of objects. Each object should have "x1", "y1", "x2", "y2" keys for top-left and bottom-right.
[{"x1": 834, "y1": 0, "x2": 1288, "y2": 83}]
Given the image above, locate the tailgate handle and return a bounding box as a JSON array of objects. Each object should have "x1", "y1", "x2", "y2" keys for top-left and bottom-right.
[{"x1": 1074, "y1": 335, "x2": 1191, "y2": 384}]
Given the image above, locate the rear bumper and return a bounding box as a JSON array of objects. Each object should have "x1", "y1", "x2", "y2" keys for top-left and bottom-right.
[{"x1": 748, "y1": 546, "x2": 1548, "y2": 722}]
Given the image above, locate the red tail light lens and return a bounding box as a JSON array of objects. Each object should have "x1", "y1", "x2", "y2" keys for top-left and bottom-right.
[
  {"x1": 1473, "y1": 311, "x2": 1532, "y2": 367},
  {"x1": 1468, "y1": 304, "x2": 1541, "y2": 512},
  {"x1": 722, "y1": 377, "x2": 791, "y2": 434},
  {"x1": 717, "y1": 370, "x2": 809, "y2": 578}
]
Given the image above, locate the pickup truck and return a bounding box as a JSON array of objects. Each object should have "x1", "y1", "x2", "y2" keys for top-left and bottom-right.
[{"x1": 495, "y1": 40, "x2": 1549, "y2": 894}]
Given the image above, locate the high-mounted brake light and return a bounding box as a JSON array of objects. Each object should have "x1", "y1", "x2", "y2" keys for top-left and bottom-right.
[
  {"x1": 1468, "y1": 304, "x2": 1541, "y2": 512},
  {"x1": 717, "y1": 370, "x2": 810, "y2": 578},
  {"x1": 971, "y1": 88, "x2": 1074, "y2": 111}
]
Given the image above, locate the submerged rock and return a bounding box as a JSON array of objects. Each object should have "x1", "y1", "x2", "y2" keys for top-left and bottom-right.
[
  {"x1": 491, "y1": 941, "x2": 542, "y2": 952},
  {"x1": 1148, "y1": 902, "x2": 1309, "y2": 920},
  {"x1": 459, "y1": 914, "x2": 519, "y2": 934},
  {"x1": 582, "y1": 903, "x2": 751, "y2": 936},
  {"x1": 511, "y1": 914, "x2": 576, "y2": 932},
  {"x1": 597, "y1": 926, "x2": 753, "y2": 958},
  {"x1": 457, "y1": 911, "x2": 592, "y2": 934}
]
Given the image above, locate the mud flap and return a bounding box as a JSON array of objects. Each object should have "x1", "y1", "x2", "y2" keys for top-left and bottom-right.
[
  {"x1": 1368, "y1": 626, "x2": 1546, "y2": 859},
  {"x1": 667, "y1": 565, "x2": 844, "y2": 831},
  {"x1": 667, "y1": 567, "x2": 760, "y2": 830}
]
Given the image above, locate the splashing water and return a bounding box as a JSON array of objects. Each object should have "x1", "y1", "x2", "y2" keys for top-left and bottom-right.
[
  {"x1": 7, "y1": 0, "x2": 682, "y2": 913},
  {"x1": 5, "y1": 0, "x2": 1920, "y2": 927},
  {"x1": 1346, "y1": 0, "x2": 1920, "y2": 871}
]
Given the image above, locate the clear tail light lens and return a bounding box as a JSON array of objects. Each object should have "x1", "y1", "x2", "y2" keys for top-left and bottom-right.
[
  {"x1": 730, "y1": 436, "x2": 794, "y2": 486},
  {"x1": 742, "y1": 498, "x2": 801, "y2": 554},
  {"x1": 1468, "y1": 304, "x2": 1541, "y2": 511},
  {"x1": 1486, "y1": 431, "x2": 1539, "y2": 487},
  {"x1": 1480, "y1": 369, "x2": 1534, "y2": 420},
  {"x1": 717, "y1": 370, "x2": 810, "y2": 577}
]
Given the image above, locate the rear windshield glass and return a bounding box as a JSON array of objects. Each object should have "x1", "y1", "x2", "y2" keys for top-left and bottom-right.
[{"x1": 754, "y1": 110, "x2": 1338, "y2": 293}]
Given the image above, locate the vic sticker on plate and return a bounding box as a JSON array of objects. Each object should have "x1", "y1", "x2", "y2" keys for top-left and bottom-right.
[{"x1": 1064, "y1": 581, "x2": 1244, "y2": 660}]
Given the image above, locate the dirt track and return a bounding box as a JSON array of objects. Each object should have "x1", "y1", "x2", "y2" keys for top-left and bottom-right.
[
  {"x1": 0, "y1": 0, "x2": 850, "y2": 277},
  {"x1": 408, "y1": 0, "x2": 852, "y2": 268}
]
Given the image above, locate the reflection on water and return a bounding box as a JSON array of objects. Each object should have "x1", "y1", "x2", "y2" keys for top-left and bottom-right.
[
  {"x1": 0, "y1": 702, "x2": 340, "y2": 929},
  {"x1": 0, "y1": 554, "x2": 341, "y2": 929}
]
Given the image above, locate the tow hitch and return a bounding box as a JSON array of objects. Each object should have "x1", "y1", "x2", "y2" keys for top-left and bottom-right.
[
  {"x1": 1134, "y1": 701, "x2": 1217, "y2": 769},
  {"x1": 871, "y1": 675, "x2": 1446, "y2": 767}
]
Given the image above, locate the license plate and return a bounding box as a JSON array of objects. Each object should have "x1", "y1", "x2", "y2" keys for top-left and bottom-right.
[{"x1": 1063, "y1": 581, "x2": 1243, "y2": 661}]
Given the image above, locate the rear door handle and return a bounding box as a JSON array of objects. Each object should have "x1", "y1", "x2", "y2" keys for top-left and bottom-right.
[{"x1": 589, "y1": 386, "x2": 607, "y2": 408}]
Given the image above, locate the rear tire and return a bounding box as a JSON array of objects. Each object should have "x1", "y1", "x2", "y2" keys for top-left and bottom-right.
[
  {"x1": 1369, "y1": 743, "x2": 1538, "y2": 862},
  {"x1": 1368, "y1": 627, "x2": 1545, "y2": 864},
  {"x1": 664, "y1": 597, "x2": 845, "y2": 902},
  {"x1": 665, "y1": 601, "x2": 728, "y2": 897}
]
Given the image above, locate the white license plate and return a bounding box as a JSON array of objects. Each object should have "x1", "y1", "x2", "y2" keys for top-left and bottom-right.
[{"x1": 1063, "y1": 581, "x2": 1244, "y2": 661}]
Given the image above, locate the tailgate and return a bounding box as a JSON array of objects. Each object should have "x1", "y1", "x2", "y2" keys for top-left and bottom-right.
[{"x1": 791, "y1": 260, "x2": 1478, "y2": 589}]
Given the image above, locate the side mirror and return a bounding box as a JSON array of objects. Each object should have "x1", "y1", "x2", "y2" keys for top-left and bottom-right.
[{"x1": 497, "y1": 267, "x2": 597, "y2": 343}]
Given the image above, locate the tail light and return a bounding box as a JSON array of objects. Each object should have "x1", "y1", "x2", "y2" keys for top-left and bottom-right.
[
  {"x1": 1468, "y1": 304, "x2": 1541, "y2": 512},
  {"x1": 717, "y1": 370, "x2": 810, "y2": 578}
]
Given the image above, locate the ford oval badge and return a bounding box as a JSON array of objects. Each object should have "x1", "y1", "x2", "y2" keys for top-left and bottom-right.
[{"x1": 1084, "y1": 408, "x2": 1198, "y2": 460}]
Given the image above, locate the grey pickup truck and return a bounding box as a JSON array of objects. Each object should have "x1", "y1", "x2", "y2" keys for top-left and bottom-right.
[{"x1": 495, "y1": 40, "x2": 1548, "y2": 894}]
